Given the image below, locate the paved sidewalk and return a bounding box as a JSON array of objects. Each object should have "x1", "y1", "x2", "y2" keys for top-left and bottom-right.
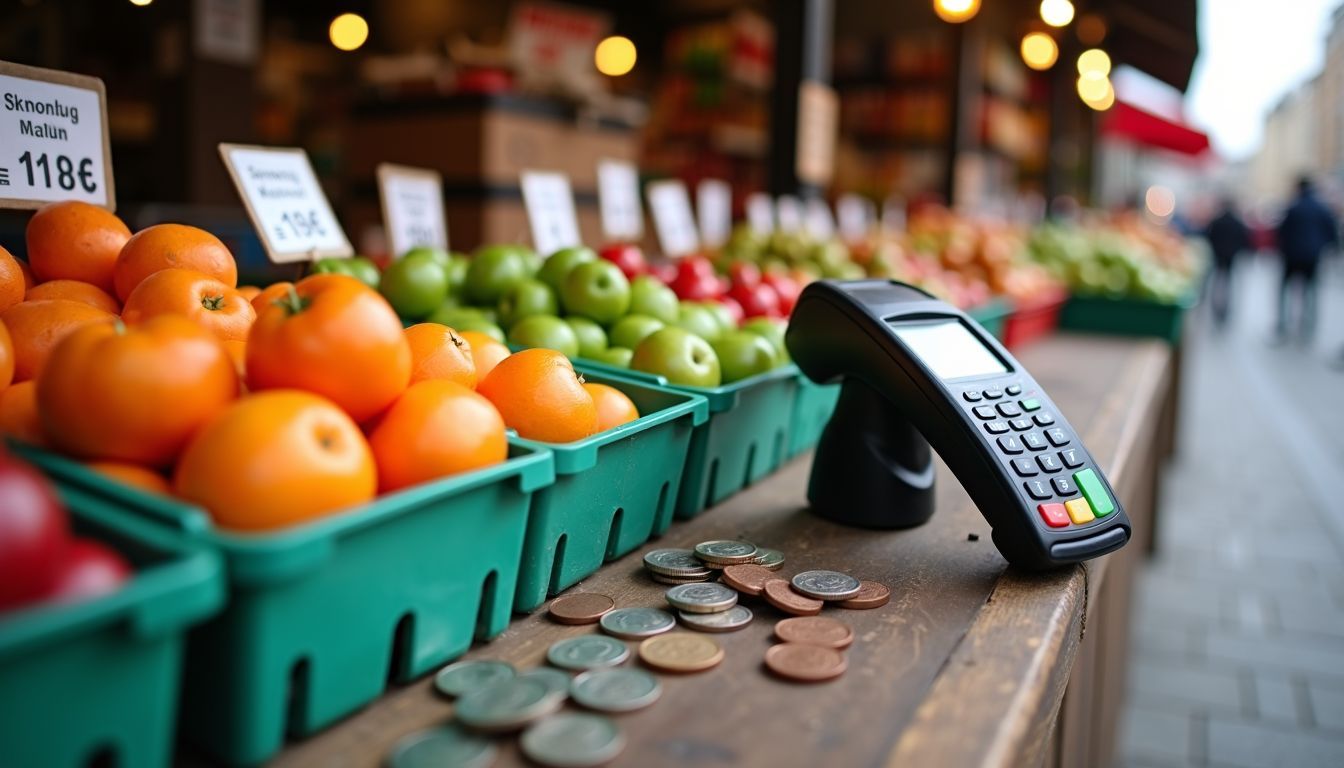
[{"x1": 1116, "y1": 256, "x2": 1344, "y2": 768}]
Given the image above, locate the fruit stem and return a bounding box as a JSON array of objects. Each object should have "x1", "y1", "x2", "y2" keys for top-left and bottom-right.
[
  {"x1": 274, "y1": 284, "x2": 310, "y2": 316},
  {"x1": 112, "y1": 317, "x2": 126, "y2": 335},
  {"x1": 202, "y1": 294, "x2": 226, "y2": 312}
]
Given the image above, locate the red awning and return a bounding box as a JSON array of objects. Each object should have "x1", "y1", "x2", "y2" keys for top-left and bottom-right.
[{"x1": 1100, "y1": 100, "x2": 1211, "y2": 157}]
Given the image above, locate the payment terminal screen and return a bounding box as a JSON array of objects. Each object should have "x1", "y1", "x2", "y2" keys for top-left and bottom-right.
[{"x1": 891, "y1": 319, "x2": 1009, "y2": 380}]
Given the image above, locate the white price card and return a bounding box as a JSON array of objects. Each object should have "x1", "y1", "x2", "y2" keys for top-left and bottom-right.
[
  {"x1": 521, "y1": 170, "x2": 582, "y2": 257},
  {"x1": 804, "y1": 197, "x2": 835, "y2": 239},
  {"x1": 696, "y1": 179, "x2": 732, "y2": 249},
  {"x1": 882, "y1": 196, "x2": 907, "y2": 233},
  {"x1": 775, "y1": 195, "x2": 803, "y2": 233},
  {"x1": 646, "y1": 179, "x2": 701, "y2": 258},
  {"x1": 597, "y1": 160, "x2": 643, "y2": 241},
  {"x1": 219, "y1": 143, "x2": 353, "y2": 263},
  {"x1": 746, "y1": 193, "x2": 774, "y2": 234},
  {"x1": 836, "y1": 194, "x2": 872, "y2": 242},
  {"x1": 377, "y1": 163, "x2": 448, "y2": 257},
  {"x1": 0, "y1": 61, "x2": 114, "y2": 210}
]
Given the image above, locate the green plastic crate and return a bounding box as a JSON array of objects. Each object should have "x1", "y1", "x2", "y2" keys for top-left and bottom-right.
[
  {"x1": 510, "y1": 369, "x2": 708, "y2": 612},
  {"x1": 787, "y1": 374, "x2": 840, "y2": 458},
  {"x1": 0, "y1": 472, "x2": 223, "y2": 768},
  {"x1": 12, "y1": 442, "x2": 553, "y2": 767},
  {"x1": 1059, "y1": 291, "x2": 1197, "y2": 344},
  {"x1": 968, "y1": 297, "x2": 1013, "y2": 339}
]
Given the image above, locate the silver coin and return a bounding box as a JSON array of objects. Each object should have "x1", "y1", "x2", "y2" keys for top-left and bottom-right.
[
  {"x1": 385, "y1": 724, "x2": 496, "y2": 768},
  {"x1": 753, "y1": 547, "x2": 785, "y2": 570},
  {"x1": 546, "y1": 635, "x2": 630, "y2": 671},
  {"x1": 521, "y1": 713, "x2": 625, "y2": 768},
  {"x1": 454, "y1": 677, "x2": 564, "y2": 733},
  {"x1": 570, "y1": 667, "x2": 662, "y2": 713},
  {"x1": 693, "y1": 540, "x2": 759, "y2": 564},
  {"x1": 677, "y1": 604, "x2": 754, "y2": 633},
  {"x1": 650, "y1": 571, "x2": 713, "y2": 585},
  {"x1": 518, "y1": 667, "x2": 573, "y2": 699},
  {"x1": 665, "y1": 582, "x2": 738, "y2": 614},
  {"x1": 434, "y1": 659, "x2": 516, "y2": 698},
  {"x1": 643, "y1": 548, "x2": 707, "y2": 576},
  {"x1": 790, "y1": 570, "x2": 862, "y2": 600},
  {"x1": 599, "y1": 607, "x2": 676, "y2": 640}
]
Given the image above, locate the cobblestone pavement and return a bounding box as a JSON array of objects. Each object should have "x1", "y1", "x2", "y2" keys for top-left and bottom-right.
[{"x1": 1116, "y1": 255, "x2": 1344, "y2": 768}]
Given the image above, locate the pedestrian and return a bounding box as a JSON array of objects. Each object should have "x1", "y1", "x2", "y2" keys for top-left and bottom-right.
[
  {"x1": 1203, "y1": 196, "x2": 1251, "y2": 327},
  {"x1": 1274, "y1": 176, "x2": 1338, "y2": 343}
]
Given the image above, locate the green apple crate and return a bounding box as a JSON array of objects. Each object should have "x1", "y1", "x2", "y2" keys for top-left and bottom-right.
[
  {"x1": 10, "y1": 441, "x2": 553, "y2": 767},
  {"x1": 0, "y1": 465, "x2": 224, "y2": 768},
  {"x1": 787, "y1": 373, "x2": 841, "y2": 458},
  {"x1": 1058, "y1": 290, "x2": 1197, "y2": 344}
]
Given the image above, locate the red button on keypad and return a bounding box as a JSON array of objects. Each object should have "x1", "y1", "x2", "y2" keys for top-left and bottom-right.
[{"x1": 1037, "y1": 503, "x2": 1070, "y2": 528}]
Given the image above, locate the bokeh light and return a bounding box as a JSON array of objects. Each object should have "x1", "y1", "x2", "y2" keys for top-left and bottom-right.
[
  {"x1": 933, "y1": 0, "x2": 981, "y2": 24},
  {"x1": 1021, "y1": 32, "x2": 1059, "y2": 71},
  {"x1": 595, "y1": 36, "x2": 637, "y2": 77},
  {"x1": 329, "y1": 13, "x2": 369, "y2": 52},
  {"x1": 1145, "y1": 186, "x2": 1176, "y2": 217},
  {"x1": 1040, "y1": 0, "x2": 1076, "y2": 28},
  {"x1": 1077, "y1": 48, "x2": 1112, "y2": 78}
]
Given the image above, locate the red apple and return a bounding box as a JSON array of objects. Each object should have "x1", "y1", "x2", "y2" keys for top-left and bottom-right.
[
  {"x1": 728, "y1": 261, "x2": 761, "y2": 289},
  {"x1": 0, "y1": 452, "x2": 70, "y2": 610},
  {"x1": 762, "y1": 272, "x2": 801, "y2": 315},
  {"x1": 649, "y1": 262, "x2": 678, "y2": 285},
  {"x1": 44, "y1": 539, "x2": 132, "y2": 604},
  {"x1": 717, "y1": 296, "x2": 746, "y2": 326},
  {"x1": 599, "y1": 243, "x2": 649, "y2": 279},
  {"x1": 729, "y1": 281, "x2": 783, "y2": 318}
]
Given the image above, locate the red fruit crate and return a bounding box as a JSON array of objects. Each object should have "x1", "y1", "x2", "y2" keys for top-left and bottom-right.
[{"x1": 1002, "y1": 287, "x2": 1068, "y2": 349}]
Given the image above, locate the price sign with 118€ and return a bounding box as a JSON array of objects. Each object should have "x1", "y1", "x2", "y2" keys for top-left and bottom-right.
[
  {"x1": 218, "y1": 143, "x2": 352, "y2": 263},
  {"x1": 0, "y1": 60, "x2": 114, "y2": 210},
  {"x1": 377, "y1": 163, "x2": 448, "y2": 257}
]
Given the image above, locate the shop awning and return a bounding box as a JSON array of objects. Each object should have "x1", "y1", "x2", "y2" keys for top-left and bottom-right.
[
  {"x1": 1100, "y1": 100, "x2": 1211, "y2": 156},
  {"x1": 1101, "y1": 0, "x2": 1199, "y2": 92}
]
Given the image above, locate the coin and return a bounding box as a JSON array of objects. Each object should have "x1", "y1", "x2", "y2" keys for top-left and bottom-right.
[
  {"x1": 570, "y1": 667, "x2": 662, "y2": 713},
  {"x1": 753, "y1": 547, "x2": 785, "y2": 570},
  {"x1": 762, "y1": 578, "x2": 823, "y2": 616},
  {"x1": 643, "y1": 548, "x2": 706, "y2": 576},
  {"x1": 678, "y1": 604, "x2": 753, "y2": 633},
  {"x1": 599, "y1": 607, "x2": 676, "y2": 640},
  {"x1": 548, "y1": 593, "x2": 616, "y2": 625},
  {"x1": 638, "y1": 632, "x2": 725, "y2": 673},
  {"x1": 455, "y1": 677, "x2": 564, "y2": 733},
  {"x1": 790, "y1": 570, "x2": 862, "y2": 601},
  {"x1": 433, "y1": 659, "x2": 516, "y2": 698},
  {"x1": 650, "y1": 570, "x2": 713, "y2": 585},
  {"x1": 837, "y1": 580, "x2": 891, "y2": 610},
  {"x1": 764, "y1": 642, "x2": 848, "y2": 683},
  {"x1": 386, "y1": 724, "x2": 497, "y2": 768},
  {"x1": 520, "y1": 713, "x2": 625, "y2": 768},
  {"x1": 547, "y1": 635, "x2": 630, "y2": 671},
  {"x1": 693, "y1": 540, "x2": 759, "y2": 565},
  {"x1": 665, "y1": 582, "x2": 738, "y2": 614},
  {"x1": 519, "y1": 667, "x2": 574, "y2": 699},
  {"x1": 774, "y1": 616, "x2": 854, "y2": 649},
  {"x1": 720, "y1": 563, "x2": 775, "y2": 596}
]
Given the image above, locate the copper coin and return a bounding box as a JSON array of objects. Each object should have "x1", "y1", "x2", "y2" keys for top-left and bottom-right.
[
  {"x1": 548, "y1": 593, "x2": 616, "y2": 625},
  {"x1": 638, "y1": 632, "x2": 724, "y2": 674},
  {"x1": 762, "y1": 579, "x2": 823, "y2": 616},
  {"x1": 774, "y1": 616, "x2": 854, "y2": 649},
  {"x1": 763, "y1": 643, "x2": 847, "y2": 683},
  {"x1": 721, "y1": 564, "x2": 775, "y2": 596},
  {"x1": 837, "y1": 581, "x2": 891, "y2": 610}
]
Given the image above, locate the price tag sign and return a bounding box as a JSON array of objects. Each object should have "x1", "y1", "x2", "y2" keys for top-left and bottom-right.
[
  {"x1": 746, "y1": 193, "x2": 774, "y2": 234},
  {"x1": 836, "y1": 194, "x2": 872, "y2": 242},
  {"x1": 776, "y1": 195, "x2": 804, "y2": 233},
  {"x1": 882, "y1": 197, "x2": 907, "y2": 234},
  {"x1": 804, "y1": 197, "x2": 835, "y2": 239},
  {"x1": 597, "y1": 160, "x2": 642, "y2": 241},
  {"x1": 377, "y1": 163, "x2": 448, "y2": 257},
  {"x1": 0, "y1": 61, "x2": 114, "y2": 210},
  {"x1": 521, "y1": 170, "x2": 582, "y2": 257},
  {"x1": 697, "y1": 179, "x2": 732, "y2": 248},
  {"x1": 219, "y1": 143, "x2": 353, "y2": 263},
  {"x1": 646, "y1": 179, "x2": 701, "y2": 258}
]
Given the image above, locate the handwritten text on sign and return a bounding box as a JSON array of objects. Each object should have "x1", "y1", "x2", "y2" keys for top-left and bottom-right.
[
  {"x1": 378, "y1": 163, "x2": 448, "y2": 257},
  {"x1": 0, "y1": 62, "x2": 113, "y2": 210},
  {"x1": 219, "y1": 143, "x2": 352, "y2": 263}
]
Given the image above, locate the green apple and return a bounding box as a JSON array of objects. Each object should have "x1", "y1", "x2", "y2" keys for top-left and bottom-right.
[
  {"x1": 674, "y1": 304, "x2": 723, "y2": 343},
  {"x1": 608, "y1": 314, "x2": 665, "y2": 350},
  {"x1": 565, "y1": 316, "x2": 608, "y2": 357},
  {"x1": 466, "y1": 244, "x2": 531, "y2": 304},
  {"x1": 632, "y1": 327, "x2": 721, "y2": 387},
  {"x1": 444, "y1": 253, "x2": 470, "y2": 294},
  {"x1": 405, "y1": 245, "x2": 450, "y2": 269},
  {"x1": 713, "y1": 331, "x2": 778, "y2": 383},
  {"x1": 589, "y1": 346, "x2": 633, "y2": 368},
  {"x1": 537, "y1": 246, "x2": 598, "y2": 293},
  {"x1": 449, "y1": 317, "x2": 506, "y2": 344},
  {"x1": 345, "y1": 256, "x2": 381, "y2": 289},
  {"x1": 696, "y1": 301, "x2": 737, "y2": 335},
  {"x1": 740, "y1": 317, "x2": 789, "y2": 363},
  {"x1": 561, "y1": 260, "x2": 631, "y2": 325},
  {"x1": 520, "y1": 247, "x2": 544, "y2": 277},
  {"x1": 498, "y1": 279, "x2": 558, "y2": 330},
  {"x1": 507, "y1": 314, "x2": 579, "y2": 358},
  {"x1": 379, "y1": 251, "x2": 448, "y2": 320},
  {"x1": 628, "y1": 275, "x2": 680, "y2": 323}
]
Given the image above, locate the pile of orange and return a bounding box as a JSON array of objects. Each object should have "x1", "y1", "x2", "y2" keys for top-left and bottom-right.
[{"x1": 0, "y1": 201, "x2": 640, "y2": 533}]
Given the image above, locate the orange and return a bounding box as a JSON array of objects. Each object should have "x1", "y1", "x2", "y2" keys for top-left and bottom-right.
[
  {"x1": 0, "y1": 321, "x2": 11, "y2": 390},
  {"x1": 368, "y1": 380, "x2": 507, "y2": 492},
  {"x1": 0, "y1": 381, "x2": 45, "y2": 446},
  {"x1": 174, "y1": 390, "x2": 377, "y2": 531},
  {"x1": 87, "y1": 461, "x2": 172, "y2": 496},
  {"x1": 121, "y1": 268, "x2": 255, "y2": 342},
  {"x1": 25, "y1": 279, "x2": 121, "y2": 313},
  {"x1": 405, "y1": 323, "x2": 476, "y2": 387},
  {"x1": 459, "y1": 330, "x2": 510, "y2": 382},
  {"x1": 584, "y1": 382, "x2": 640, "y2": 432},
  {"x1": 476, "y1": 348, "x2": 597, "y2": 443},
  {"x1": 247, "y1": 275, "x2": 410, "y2": 422},
  {"x1": 237, "y1": 285, "x2": 261, "y2": 302},
  {"x1": 0, "y1": 246, "x2": 24, "y2": 311},
  {"x1": 0, "y1": 300, "x2": 114, "y2": 382},
  {"x1": 16, "y1": 259, "x2": 35, "y2": 290},
  {"x1": 250, "y1": 281, "x2": 293, "y2": 314},
  {"x1": 25, "y1": 201, "x2": 131, "y2": 292},
  {"x1": 113, "y1": 223, "x2": 237, "y2": 302},
  {"x1": 37, "y1": 314, "x2": 238, "y2": 466},
  {"x1": 222, "y1": 339, "x2": 247, "y2": 380}
]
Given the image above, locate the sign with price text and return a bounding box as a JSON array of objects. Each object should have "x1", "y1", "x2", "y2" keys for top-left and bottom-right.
[
  {"x1": 219, "y1": 143, "x2": 353, "y2": 263},
  {"x1": 521, "y1": 170, "x2": 582, "y2": 257},
  {"x1": 377, "y1": 163, "x2": 448, "y2": 257},
  {"x1": 0, "y1": 61, "x2": 115, "y2": 210}
]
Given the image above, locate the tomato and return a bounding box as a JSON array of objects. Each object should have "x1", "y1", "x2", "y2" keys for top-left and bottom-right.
[
  {"x1": 0, "y1": 450, "x2": 70, "y2": 610},
  {"x1": 43, "y1": 538, "x2": 131, "y2": 603}
]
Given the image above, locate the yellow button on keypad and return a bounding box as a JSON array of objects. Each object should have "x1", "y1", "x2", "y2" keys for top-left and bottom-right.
[{"x1": 1065, "y1": 498, "x2": 1095, "y2": 525}]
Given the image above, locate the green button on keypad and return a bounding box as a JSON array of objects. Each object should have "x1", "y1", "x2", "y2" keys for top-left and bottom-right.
[
  {"x1": 1073, "y1": 468, "x2": 1114, "y2": 517},
  {"x1": 1020, "y1": 398, "x2": 1041, "y2": 411}
]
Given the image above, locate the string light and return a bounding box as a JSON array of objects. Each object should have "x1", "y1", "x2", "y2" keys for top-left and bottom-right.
[
  {"x1": 1040, "y1": 0, "x2": 1075, "y2": 28},
  {"x1": 1077, "y1": 49, "x2": 1111, "y2": 77},
  {"x1": 1021, "y1": 32, "x2": 1059, "y2": 70},
  {"x1": 933, "y1": 0, "x2": 981, "y2": 24}
]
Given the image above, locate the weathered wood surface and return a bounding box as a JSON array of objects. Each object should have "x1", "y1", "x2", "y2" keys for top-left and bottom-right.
[{"x1": 272, "y1": 334, "x2": 1172, "y2": 768}]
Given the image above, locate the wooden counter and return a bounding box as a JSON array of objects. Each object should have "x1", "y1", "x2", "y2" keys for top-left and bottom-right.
[{"x1": 272, "y1": 333, "x2": 1172, "y2": 768}]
